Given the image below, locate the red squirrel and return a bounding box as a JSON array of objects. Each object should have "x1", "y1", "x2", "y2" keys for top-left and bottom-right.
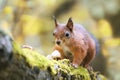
[{"x1": 51, "y1": 17, "x2": 96, "y2": 69}]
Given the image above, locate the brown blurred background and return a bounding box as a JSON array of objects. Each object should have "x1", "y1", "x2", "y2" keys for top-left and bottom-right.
[{"x1": 0, "y1": 0, "x2": 120, "y2": 80}]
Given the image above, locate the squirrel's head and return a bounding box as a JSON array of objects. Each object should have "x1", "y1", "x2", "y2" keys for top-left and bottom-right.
[{"x1": 53, "y1": 17, "x2": 73, "y2": 46}]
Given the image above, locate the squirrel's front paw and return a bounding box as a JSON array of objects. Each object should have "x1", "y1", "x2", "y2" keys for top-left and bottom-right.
[{"x1": 72, "y1": 63, "x2": 79, "y2": 68}]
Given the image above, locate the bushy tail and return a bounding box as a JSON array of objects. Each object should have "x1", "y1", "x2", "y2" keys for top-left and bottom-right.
[{"x1": 90, "y1": 34, "x2": 99, "y2": 54}]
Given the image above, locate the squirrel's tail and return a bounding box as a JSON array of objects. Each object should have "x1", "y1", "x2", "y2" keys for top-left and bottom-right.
[{"x1": 90, "y1": 33, "x2": 99, "y2": 54}]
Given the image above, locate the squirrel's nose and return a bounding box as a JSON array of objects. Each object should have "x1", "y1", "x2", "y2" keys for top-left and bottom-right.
[{"x1": 56, "y1": 41, "x2": 61, "y2": 45}]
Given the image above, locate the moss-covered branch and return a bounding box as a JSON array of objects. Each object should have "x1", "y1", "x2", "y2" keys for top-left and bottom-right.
[{"x1": 0, "y1": 31, "x2": 107, "y2": 80}]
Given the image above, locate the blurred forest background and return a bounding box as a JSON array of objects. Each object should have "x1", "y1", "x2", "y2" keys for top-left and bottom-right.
[{"x1": 0, "y1": 0, "x2": 120, "y2": 80}]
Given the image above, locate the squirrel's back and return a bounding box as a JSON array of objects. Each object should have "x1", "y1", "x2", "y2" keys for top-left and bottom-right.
[{"x1": 74, "y1": 24, "x2": 99, "y2": 54}]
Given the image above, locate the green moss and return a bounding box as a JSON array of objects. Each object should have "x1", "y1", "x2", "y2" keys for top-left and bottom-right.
[
  {"x1": 22, "y1": 49, "x2": 52, "y2": 68},
  {"x1": 55, "y1": 59, "x2": 91, "y2": 80},
  {"x1": 13, "y1": 42, "x2": 51, "y2": 67},
  {"x1": 13, "y1": 42, "x2": 56, "y2": 74},
  {"x1": 12, "y1": 41, "x2": 107, "y2": 80}
]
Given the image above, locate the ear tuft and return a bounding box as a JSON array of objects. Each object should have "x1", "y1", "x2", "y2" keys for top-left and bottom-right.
[
  {"x1": 53, "y1": 16, "x2": 58, "y2": 27},
  {"x1": 67, "y1": 17, "x2": 73, "y2": 32}
]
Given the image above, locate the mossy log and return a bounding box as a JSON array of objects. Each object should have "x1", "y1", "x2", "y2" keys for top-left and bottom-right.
[{"x1": 0, "y1": 31, "x2": 107, "y2": 80}]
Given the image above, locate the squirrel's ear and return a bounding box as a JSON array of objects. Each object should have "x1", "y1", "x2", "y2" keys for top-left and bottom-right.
[
  {"x1": 67, "y1": 17, "x2": 73, "y2": 32},
  {"x1": 53, "y1": 16, "x2": 58, "y2": 27}
]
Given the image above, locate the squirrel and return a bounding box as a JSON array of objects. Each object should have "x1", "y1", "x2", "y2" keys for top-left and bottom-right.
[{"x1": 51, "y1": 17, "x2": 96, "y2": 69}]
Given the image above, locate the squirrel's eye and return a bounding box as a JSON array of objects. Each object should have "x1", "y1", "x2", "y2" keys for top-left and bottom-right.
[
  {"x1": 65, "y1": 32, "x2": 70, "y2": 37},
  {"x1": 53, "y1": 33, "x2": 55, "y2": 36}
]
